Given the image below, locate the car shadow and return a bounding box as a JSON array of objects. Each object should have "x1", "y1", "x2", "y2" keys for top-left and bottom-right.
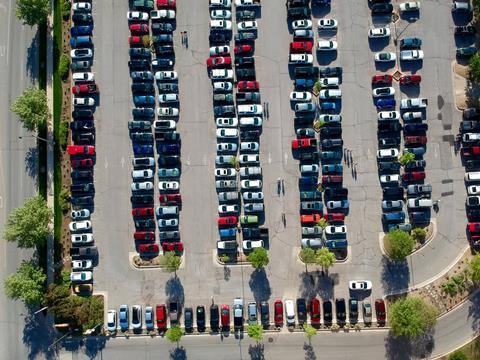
[
  {"x1": 399, "y1": 85, "x2": 420, "y2": 98},
  {"x1": 311, "y1": 5, "x2": 331, "y2": 18},
  {"x1": 375, "y1": 62, "x2": 396, "y2": 72},
  {"x1": 399, "y1": 12, "x2": 420, "y2": 23},
  {"x1": 399, "y1": 60, "x2": 423, "y2": 74},
  {"x1": 316, "y1": 50, "x2": 337, "y2": 66},
  {"x1": 368, "y1": 38, "x2": 390, "y2": 52}
]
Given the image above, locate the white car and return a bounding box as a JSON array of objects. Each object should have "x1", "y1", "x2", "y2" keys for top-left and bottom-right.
[
  {"x1": 294, "y1": 29, "x2": 314, "y2": 38},
  {"x1": 289, "y1": 53, "x2": 313, "y2": 64},
  {"x1": 150, "y1": 10, "x2": 176, "y2": 20},
  {"x1": 237, "y1": 104, "x2": 263, "y2": 115},
  {"x1": 210, "y1": 45, "x2": 230, "y2": 56},
  {"x1": 217, "y1": 142, "x2": 238, "y2": 152},
  {"x1": 319, "y1": 77, "x2": 340, "y2": 88},
  {"x1": 292, "y1": 19, "x2": 313, "y2": 30},
  {"x1": 318, "y1": 19, "x2": 337, "y2": 30},
  {"x1": 210, "y1": 0, "x2": 231, "y2": 7},
  {"x1": 70, "y1": 48, "x2": 93, "y2": 59},
  {"x1": 238, "y1": 21, "x2": 257, "y2": 31},
  {"x1": 71, "y1": 209, "x2": 90, "y2": 220},
  {"x1": 131, "y1": 181, "x2": 154, "y2": 191},
  {"x1": 295, "y1": 102, "x2": 316, "y2": 112},
  {"x1": 468, "y1": 185, "x2": 480, "y2": 195},
  {"x1": 215, "y1": 168, "x2": 236, "y2": 177},
  {"x1": 240, "y1": 142, "x2": 259, "y2": 151},
  {"x1": 243, "y1": 240, "x2": 264, "y2": 250},
  {"x1": 463, "y1": 133, "x2": 480, "y2": 143},
  {"x1": 73, "y1": 97, "x2": 95, "y2": 107},
  {"x1": 218, "y1": 205, "x2": 239, "y2": 214},
  {"x1": 377, "y1": 148, "x2": 399, "y2": 159},
  {"x1": 400, "y1": 50, "x2": 424, "y2": 61},
  {"x1": 402, "y1": 112, "x2": 423, "y2": 121},
  {"x1": 243, "y1": 192, "x2": 263, "y2": 200},
  {"x1": 72, "y1": 260, "x2": 93, "y2": 271},
  {"x1": 300, "y1": 164, "x2": 319, "y2": 173},
  {"x1": 216, "y1": 155, "x2": 235, "y2": 165},
  {"x1": 157, "y1": 107, "x2": 179, "y2": 117},
  {"x1": 210, "y1": 9, "x2": 232, "y2": 19},
  {"x1": 373, "y1": 87, "x2": 395, "y2": 97},
  {"x1": 71, "y1": 233, "x2": 94, "y2": 245},
  {"x1": 240, "y1": 167, "x2": 261, "y2": 177},
  {"x1": 399, "y1": 1, "x2": 420, "y2": 12},
  {"x1": 380, "y1": 174, "x2": 400, "y2": 183},
  {"x1": 158, "y1": 218, "x2": 179, "y2": 228},
  {"x1": 290, "y1": 91, "x2": 312, "y2": 102},
  {"x1": 132, "y1": 169, "x2": 154, "y2": 179},
  {"x1": 400, "y1": 98, "x2": 428, "y2": 109},
  {"x1": 301, "y1": 238, "x2": 322, "y2": 248},
  {"x1": 216, "y1": 117, "x2": 238, "y2": 127},
  {"x1": 107, "y1": 310, "x2": 117, "y2": 333},
  {"x1": 241, "y1": 179, "x2": 262, "y2": 189},
  {"x1": 70, "y1": 271, "x2": 93, "y2": 282},
  {"x1": 158, "y1": 94, "x2": 179, "y2": 103},
  {"x1": 69, "y1": 220, "x2": 92, "y2": 232},
  {"x1": 73, "y1": 3, "x2": 91, "y2": 11},
  {"x1": 349, "y1": 280, "x2": 372, "y2": 291},
  {"x1": 235, "y1": 0, "x2": 260, "y2": 6},
  {"x1": 378, "y1": 111, "x2": 400, "y2": 121},
  {"x1": 317, "y1": 40, "x2": 337, "y2": 51},
  {"x1": 213, "y1": 81, "x2": 234, "y2": 92},
  {"x1": 72, "y1": 72, "x2": 94, "y2": 83},
  {"x1": 239, "y1": 117, "x2": 263, "y2": 127},
  {"x1": 239, "y1": 154, "x2": 259, "y2": 164},
  {"x1": 127, "y1": 11, "x2": 148, "y2": 21},
  {"x1": 210, "y1": 20, "x2": 232, "y2": 30},
  {"x1": 368, "y1": 27, "x2": 390, "y2": 38},
  {"x1": 155, "y1": 71, "x2": 178, "y2": 80},
  {"x1": 210, "y1": 69, "x2": 234, "y2": 80},
  {"x1": 319, "y1": 114, "x2": 342, "y2": 123},
  {"x1": 216, "y1": 128, "x2": 239, "y2": 138},
  {"x1": 319, "y1": 89, "x2": 341, "y2": 99},
  {"x1": 374, "y1": 52, "x2": 396, "y2": 62},
  {"x1": 159, "y1": 181, "x2": 180, "y2": 191},
  {"x1": 324, "y1": 225, "x2": 347, "y2": 235}
]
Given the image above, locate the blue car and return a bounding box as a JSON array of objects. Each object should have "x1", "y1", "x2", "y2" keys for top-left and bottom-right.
[
  {"x1": 387, "y1": 223, "x2": 412, "y2": 232},
  {"x1": 132, "y1": 107, "x2": 155, "y2": 119},
  {"x1": 299, "y1": 176, "x2": 318, "y2": 187},
  {"x1": 295, "y1": 78, "x2": 314, "y2": 89},
  {"x1": 322, "y1": 164, "x2": 343, "y2": 174},
  {"x1": 133, "y1": 144, "x2": 154, "y2": 156},
  {"x1": 219, "y1": 228, "x2": 236, "y2": 238},
  {"x1": 325, "y1": 239, "x2": 347, "y2": 250},
  {"x1": 319, "y1": 102, "x2": 336, "y2": 111},
  {"x1": 300, "y1": 190, "x2": 322, "y2": 200},
  {"x1": 321, "y1": 150, "x2": 342, "y2": 160},
  {"x1": 119, "y1": 305, "x2": 129, "y2": 331},
  {"x1": 403, "y1": 123, "x2": 428, "y2": 133},
  {"x1": 71, "y1": 25, "x2": 93, "y2": 36},
  {"x1": 410, "y1": 211, "x2": 430, "y2": 223},
  {"x1": 403, "y1": 147, "x2": 426, "y2": 157},
  {"x1": 404, "y1": 159, "x2": 426, "y2": 170},
  {"x1": 376, "y1": 98, "x2": 396, "y2": 110},
  {"x1": 382, "y1": 211, "x2": 405, "y2": 223},
  {"x1": 158, "y1": 144, "x2": 180, "y2": 154},
  {"x1": 70, "y1": 36, "x2": 92, "y2": 48},
  {"x1": 133, "y1": 95, "x2": 155, "y2": 107}
]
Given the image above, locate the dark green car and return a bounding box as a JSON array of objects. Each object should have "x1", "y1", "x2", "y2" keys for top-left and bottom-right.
[
  {"x1": 133, "y1": 0, "x2": 154, "y2": 10},
  {"x1": 457, "y1": 47, "x2": 477, "y2": 58}
]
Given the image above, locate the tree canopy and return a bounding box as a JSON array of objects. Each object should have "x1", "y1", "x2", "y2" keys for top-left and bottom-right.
[
  {"x1": 384, "y1": 230, "x2": 415, "y2": 261},
  {"x1": 160, "y1": 251, "x2": 181, "y2": 274},
  {"x1": 389, "y1": 297, "x2": 438, "y2": 338},
  {"x1": 247, "y1": 247, "x2": 269, "y2": 269},
  {"x1": 4, "y1": 260, "x2": 46, "y2": 306},
  {"x1": 247, "y1": 324, "x2": 263, "y2": 342},
  {"x1": 303, "y1": 324, "x2": 317, "y2": 342},
  {"x1": 4, "y1": 195, "x2": 52, "y2": 248},
  {"x1": 470, "y1": 254, "x2": 480, "y2": 282},
  {"x1": 299, "y1": 248, "x2": 316, "y2": 272},
  {"x1": 315, "y1": 247, "x2": 336, "y2": 272},
  {"x1": 15, "y1": 0, "x2": 49, "y2": 26},
  {"x1": 10, "y1": 87, "x2": 49, "y2": 132},
  {"x1": 469, "y1": 53, "x2": 480, "y2": 83},
  {"x1": 399, "y1": 152, "x2": 415, "y2": 166},
  {"x1": 165, "y1": 326, "x2": 183, "y2": 343}
]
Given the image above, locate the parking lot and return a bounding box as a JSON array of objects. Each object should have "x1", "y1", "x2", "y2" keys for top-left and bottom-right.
[{"x1": 88, "y1": 0, "x2": 469, "y2": 331}]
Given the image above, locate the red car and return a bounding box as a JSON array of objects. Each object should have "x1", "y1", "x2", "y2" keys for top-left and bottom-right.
[
  {"x1": 237, "y1": 81, "x2": 259, "y2": 92},
  {"x1": 129, "y1": 24, "x2": 149, "y2": 34},
  {"x1": 322, "y1": 175, "x2": 343, "y2": 184},
  {"x1": 300, "y1": 214, "x2": 322, "y2": 224},
  {"x1": 157, "y1": 0, "x2": 176, "y2": 8},
  {"x1": 375, "y1": 299, "x2": 386, "y2": 324},
  {"x1": 156, "y1": 304, "x2": 167, "y2": 331},
  {"x1": 162, "y1": 242, "x2": 184, "y2": 254},
  {"x1": 234, "y1": 45, "x2": 252, "y2": 54},
  {"x1": 289, "y1": 41, "x2": 313, "y2": 53},
  {"x1": 128, "y1": 36, "x2": 143, "y2": 46},
  {"x1": 404, "y1": 136, "x2": 427, "y2": 146},
  {"x1": 159, "y1": 193, "x2": 182, "y2": 205},
  {"x1": 292, "y1": 138, "x2": 315, "y2": 149},
  {"x1": 462, "y1": 146, "x2": 480, "y2": 157},
  {"x1": 67, "y1": 145, "x2": 95, "y2": 156},
  {"x1": 468, "y1": 222, "x2": 480, "y2": 233},
  {"x1": 323, "y1": 213, "x2": 345, "y2": 222},
  {"x1": 400, "y1": 74, "x2": 421, "y2": 85},
  {"x1": 221, "y1": 304, "x2": 230, "y2": 328},
  {"x1": 402, "y1": 171, "x2": 425, "y2": 182},
  {"x1": 132, "y1": 208, "x2": 154, "y2": 217},
  {"x1": 218, "y1": 216, "x2": 237, "y2": 226},
  {"x1": 372, "y1": 74, "x2": 392, "y2": 86},
  {"x1": 138, "y1": 243, "x2": 159, "y2": 254},
  {"x1": 310, "y1": 298, "x2": 321, "y2": 325},
  {"x1": 274, "y1": 300, "x2": 283, "y2": 327},
  {"x1": 72, "y1": 84, "x2": 98, "y2": 95},
  {"x1": 206, "y1": 56, "x2": 231, "y2": 68},
  {"x1": 71, "y1": 158, "x2": 93, "y2": 168},
  {"x1": 134, "y1": 231, "x2": 155, "y2": 241}
]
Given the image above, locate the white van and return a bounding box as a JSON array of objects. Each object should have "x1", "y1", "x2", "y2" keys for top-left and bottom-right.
[
  {"x1": 289, "y1": 54, "x2": 313, "y2": 64},
  {"x1": 407, "y1": 198, "x2": 433, "y2": 209},
  {"x1": 465, "y1": 172, "x2": 480, "y2": 182},
  {"x1": 285, "y1": 299, "x2": 295, "y2": 326}
]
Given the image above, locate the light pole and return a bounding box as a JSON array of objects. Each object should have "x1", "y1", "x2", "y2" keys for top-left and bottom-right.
[{"x1": 18, "y1": 135, "x2": 55, "y2": 145}]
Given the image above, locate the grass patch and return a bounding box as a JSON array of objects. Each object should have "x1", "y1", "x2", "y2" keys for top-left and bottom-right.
[{"x1": 441, "y1": 337, "x2": 480, "y2": 359}]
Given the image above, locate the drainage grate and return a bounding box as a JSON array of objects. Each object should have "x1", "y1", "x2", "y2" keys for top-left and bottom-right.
[
  {"x1": 392, "y1": 13, "x2": 399, "y2": 22},
  {"x1": 392, "y1": 70, "x2": 402, "y2": 81},
  {"x1": 268, "y1": 337, "x2": 273, "y2": 343}
]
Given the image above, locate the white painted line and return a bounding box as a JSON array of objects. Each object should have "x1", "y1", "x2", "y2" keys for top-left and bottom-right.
[
  {"x1": 0, "y1": 45, "x2": 5, "y2": 57},
  {"x1": 284, "y1": 152, "x2": 288, "y2": 164},
  {"x1": 104, "y1": 157, "x2": 108, "y2": 168},
  {"x1": 268, "y1": 152, "x2": 271, "y2": 164},
  {"x1": 120, "y1": 157, "x2": 125, "y2": 168},
  {"x1": 5, "y1": 0, "x2": 11, "y2": 66},
  {"x1": 0, "y1": 196, "x2": 3, "y2": 208}
]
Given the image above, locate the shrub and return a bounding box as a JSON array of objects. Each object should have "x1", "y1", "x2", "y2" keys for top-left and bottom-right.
[
  {"x1": 58, "y1": 120, "x2": 69, "y2": 149},
  {"x1": 411, "y1": 228, "x2": 427, "y2": 244},
  {"x1": 399, "y1": 152, "x2": 415, "y2": 166},
  {"x1": 58, "y1": 54, "x2": 70, "y2": 81},
  {"x1": 59, "y1": 188, "x2": 70, "y2": 213},
  {"x1": 61, "y1": 0, "x2": 71, "y2": 19},
  {"x1": 384, "y1": 230, "x2": 415, "y2": 261}
]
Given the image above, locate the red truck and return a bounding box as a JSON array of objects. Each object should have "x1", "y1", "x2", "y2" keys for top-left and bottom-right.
[
  {"x1": 72, "y1": 84, "x2": 98, "y2": 95},
  {"x1": 292, "y1": 138, "x2": 317, "y2": 149}
]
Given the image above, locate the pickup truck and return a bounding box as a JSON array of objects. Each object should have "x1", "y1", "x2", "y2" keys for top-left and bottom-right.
[
  {"x1": 400, "y1": 50, "x2": 424, "y2": 61},
  {"x1": 242, "y1": 227, "x2": 268, "y2": 239},
  {"x1": 70, "y1": 246, "x2": 98, "y2": 258},
  {"x1": 169, "y1": 302, "x2": 180, "y2": 326},
  {"x1": 72, "y1": 84, "x2": 97, "y2": 95},
  {"x1": 292, "y1": 138, "x2": 317, "y2": 149},
  {"x1": 400, "y1": 98, "x2": 428, "y2": 110},
  {"x1": 235, "y1": 0, "x2": 260, "y2": 7},
  {"x1": 236, "y1": 92, "x2": 261, "y2": 104},
  {"x1": 233, "y1": 298, "x2": 244, "y2": 331}
]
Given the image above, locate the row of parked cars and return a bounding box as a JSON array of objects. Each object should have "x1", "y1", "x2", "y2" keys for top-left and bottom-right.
[
  {"x1": 208, "y1": 0, "x2": 269, "y2": 256},
  {"x1": 127, "y1": 0, "x2": 185, "y2": 256},
  {"x1": 106, "y1": 296, "x2": 387, "y2": 333},
  {"x1": 286, "y1": 0, "x2": 349, "y2": 255},
  {"x1": 451, "y1": 0, "x2": 478, "y2": 59},
  {"x1": 68, "y1": 1, "x2": 99, "y2": 295}
]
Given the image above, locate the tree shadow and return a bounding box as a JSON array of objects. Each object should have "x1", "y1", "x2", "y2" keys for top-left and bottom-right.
[
  {"x1": 84, "y1": 336, "x2": 108, "y2": 359},
  {"x1": 316, "y1": 272, "x2": 336, "y2": 300},
  {"x1": 384, "y1": 331, "x2": 434, "y2": 360},
  {"x1": 22, "y1": 313, "x2": 59, "y2": 360},
  {"x1": 165, "y1": 277, "x2": 185, "y2": 305},
  {"x1": 26, "y1": 29, "x2": 39, "y2": 81},
  {"x1": 249, "y1": 269, "x2": 271, "y2": 303},
  {"x1": 298, "y1": 272, "x2": 316, "y2": 300},
  {"x1": 303, "y1": 342, "x2": 317, "y2": 360},
  {"x1": 224, "y1": 265, "x2": 231, "y2": 281},
  {"x1": 380, "y1": 257, "x2": 410, "y2": 294},
  {"x1": 468, "y1": 290, "x2": 480, "y2": 334},
  {"x1": 170, "y1": 346, "x2": 187, "y2": 360},
  {"x1": 25, "y1": 146, "x2": 39, "y2": 183},
  {"x1": 248, "y1": 343, "x2": 265, "y2": 360}
]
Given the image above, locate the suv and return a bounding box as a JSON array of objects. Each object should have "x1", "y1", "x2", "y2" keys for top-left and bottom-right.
[
  {"x1": 248, "y1": 302, "x2": 258, "y2": 325},
  {"x1": 233, "y1": 298, "x2": 244, "y2": 331},
  {"x1": 335, "y1": 298, "x2": 346, "y2": 324}
]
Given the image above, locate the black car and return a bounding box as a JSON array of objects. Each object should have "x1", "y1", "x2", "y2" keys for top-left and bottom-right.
[
  {"x1": 209, "y1": 32, "x2": 228, "y2": 43},
  {"x1": 130, "y1": 194, "x2": 154, "y2": 204},
  {"x1": 151, "y1": 22, "x2": 173, "y2": 33},
  {"x1": 128, "y1": 60, "x2": 150, "y2": 69},
  {"x1": 379, "y1": 137, "x2": 399, "y2": 147},
  {"x1": 158, "y1": 83, "x2": 179, "y2": 93},
  {"x1": 129, "y1": 48, "x2": 151, "y2": 58},
  {"x1": 70, "y1": 120, "x2": 94, "y2": 131},
  {"x1": 378, "y1": 161, "x2": 401, "y2": 172},
  {"x1": 158, "y1": 155, "x2": 180, "y2": 166},
  {"x1": 72, "y1": 109, "x2": 94, "y2": 119},
  {"x1": 152, "y1": 34, "x2": 173, "y2": 44},
  {"x1": 72, "y1": 13, "x2": 93, "y2": 23},
  {"x1": 73, "y1": 132, "x2": 95, "y2": 144},
  {"x1": 240, "y1": 130, "x2": 260, "y2": 140},
  {"x1": 196, "y1": 306, "x2": 206, "y2": 332},
  {"x1": 323, "y1": 300, "x2": 332, "y2": 324},
  {"x1": 371, "y1": 3, "x2": 393, "y2": 14},
  {"x1": 214, "y1": 105, "x2": 236, "y2": 116},
  {"x1": 131, "y1": 132, "x2": 154, "y2": 142},
  {"x1": 324, "y1": 187, "x2": 348, "y2": 198},
  {"x1": 321, "y1": 138, "x2": 343, "y2": 148},
  {"x1": 71, "y1": 196, "x2": 94, "y2": 206},
  {"x1": 236, "y1": 67, "x2": 256, "y2": 79},
  {"x1": 131, "y1": 82, "x2": 155, "y2": 93},
  {"x1": 260, "y1": 301, "x2": 269, "y2": 327},
  {"x1": 320, "y1": 125, "x2": 342, "y2": 137},
  {"x1": 335, "y1": 298, "x2": 346, "y2": 323},
  {"x1": 295, "y1": 66, "x2": 319, "y2": 78},
  {"x1": 184, "y1": 307, "x2": 194, "y2": 332},
  {"x1": 236, "y1": 92, "x2": 260, "y2": 104},
  {"x1": 467, "y1": 196, "x2": 480, "y2": 208},
  {"x1": 71, "y1": 183, "x2": 94, "y2": 193},
  {"x1": 294, "y1": 116, "x2": 314, "y2": 126},
  {"x1": 298, "y1": 151, "x2": 319, "y2": 161},
  {"x1": 466, "y1": 160, "x2": 480, "y2": 170},
  {"x1": 383, "y1": 186, "x2": 404, "y2": 198},
  {"x1": 156, "y1": 131, "x2": 181, "y2": 142},
  {"x1": 404, "y1": 159, "x2": 426, "y2": 170},
  {"x1": 155, "y1": 45, "x2": 174, "y2": 55},
  {"x1": 468, "y1": 209, "x2": 480, "y2": 220},
  {"x1": 378, "y1": 122, "x2": 402, "y2": 133},
  {"x1": 320, "y1": 66, "x2": 342, "y2": 77},
  {"x1": 234, "y1": 32, "x2": 256, "y2": 42},
  {"x1": 210, "y1": 304, "x2": 220, "y2": 330},
  {"x1": 288, "y1": 0, "x2": 309, "y2": 6},
  {"x1": 71, "y1": 170, "x2": 93, "y2": 180},
  {"x1": 403, "y1": 123, "x2": 428, "y2": 133},
  {"x1": 132, "y1": 107, "x2": 155, "y2": 119},
  {"x1": 296, "y1": 298, "x2": 307, "y2": 326},
  {"x1": 460, "y1": 121, "x2": 480, "y2": 132},
  {"x1": 235, "y1": 56, "x2": 255, "y2": 67},
  {"x1": 464, "y1": 108, "x2": 480, "y2": 120},
  {"x1": 349, "y1": 299, "x2": 358, "y2": 323},
  {"x1": 236, "y1": 10, "x2": 256, "y2": 21},
  {"x1": 287, "y1": 6, "x2": 311, "y2": 18},
  {"x1": 134, "y1": 219, "x2": 155, "y2": 229}
]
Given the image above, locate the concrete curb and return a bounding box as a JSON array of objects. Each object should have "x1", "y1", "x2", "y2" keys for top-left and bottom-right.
[{"x1": 128, "y1": 252, "x2": 186, "y2": 271}]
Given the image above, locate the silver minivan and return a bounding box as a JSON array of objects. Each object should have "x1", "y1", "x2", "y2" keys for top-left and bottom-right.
[
  {"x1": 244, "y1": 203, "x2": 264, "y2": 213},
  {"x1": 248, "y1": 302, "x2": 257, "y2": 325},
  {"x1": 156, "y1": 206, "x2": 179, "y2": 217}
]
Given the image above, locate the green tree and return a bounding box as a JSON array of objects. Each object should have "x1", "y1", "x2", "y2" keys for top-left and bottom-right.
[
  {"x1": 61, "y1": 0, "x2": 71, "y2": 18},
  {"x1": 299, "y1": 247, "x2": 316, "y2": 273},
  {"x1": 316, "y1": 218, "x2": 328, "y2": 229},
  {"x1": 448, "y1": 350, "x2": 468, "y2": 360},
  {"x1": 165, "y1": 326, "x2": 183, "y2": 344},
  {"x1": 160, "y1": 251, "x2": 181, "y2": 275},
  {"x1": 247, "y1": 324, "x2": 264, "y2": 343},
  {"x1": 4, "y1": 260, "x2": 46, "y2": 306},
  {"x1": 399, "y1": 152, "x2": 415, "y2": 166},
  {"x1": 384, "y1": 229, "x2": 415, "y2": 261},
  {"x1": 470, "y1": 254, "x2": 480, "y2": 282},
  {"x1": 470, "y1": 53, "x2": 480, "y2": 83},
  {"x1": 58, "y1": 54, "x2": 70, "y2": 80},
  {"x1": 4, "y1": 195, "x2": 52, "y2": 248},
  {"x1": 15, "y1": 0, "x2": 49, "y2": 26},
  {"x1": 59, "y1": 187, "x2": 71, "y2": 213},
  {"x1": 247, "y1": 247, "x2": 269, "y2": 269},
  {"x1": 303, "y1": 324, "x2": 317, "y2": 344},
  {"x1": 411, "y1": 228, "x2": 427, "y2": 244},
  {"x1": 389, "y1": 297, "x2": 438, "y2": 338},
  {"x1": 315, "y1": 247, "x2": 336, "y2": 274},
  {"x1": 10, "y1": 87, "x2": 49, "y2": 132}
]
